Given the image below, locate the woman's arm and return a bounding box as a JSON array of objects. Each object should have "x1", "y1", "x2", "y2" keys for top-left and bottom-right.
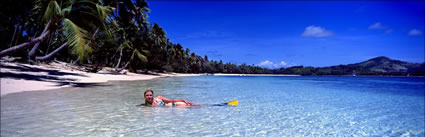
[{"x1": 158, "y1": 96, "x2": 193, "y2": 105}]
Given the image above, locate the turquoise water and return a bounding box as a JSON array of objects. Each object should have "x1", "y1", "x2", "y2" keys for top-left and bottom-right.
[{"x1": 1, "y1": 76, "x2": 424, "y2": 136}]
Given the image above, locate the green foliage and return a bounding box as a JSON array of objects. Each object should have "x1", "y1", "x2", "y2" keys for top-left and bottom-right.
[
  {"x1": 63, "y1": 18, "x2": 92, "y2": 60},
  {"x1": 43, "y1": 0, "x2": 62, "y2": 23}
]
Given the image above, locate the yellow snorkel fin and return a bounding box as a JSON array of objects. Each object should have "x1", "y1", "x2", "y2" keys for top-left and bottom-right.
[
  {"x1": 210, "y1": 100, "x2": 238, "y2": 106},
  {"x1": 226, "y1": 100, "x2": 238, "y2": 106}
]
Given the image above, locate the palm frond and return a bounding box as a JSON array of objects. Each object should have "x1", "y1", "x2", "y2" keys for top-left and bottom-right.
[
  {"x1": 123, "y1": 40, "x2": 148, "y2": 63},
  {"x1": 61, "y1": 5, "x2": 73, "y2": 16},
  {"x1": 96, "y1": 4, "x2": 114, "y2": 37},
  {"x1": 142, "y1": 49, "x2": 150, "y2": 56},
  {"x1": 76, "y1": 0, "x2": 98, "y2": 6},
  {"x1": 77, "y1": 3, "x2": 113, "y2": 37},
  {"x1": 142, "y1": 7, "x2": 150, "y2": 13},
  {"x1": 118, "y1": 40, "x2": 131, "y2": 51},
  {"x1": 134, "y1": 49, "x2": 148, "y2": 63},
  {"x1": 63, "y1": 0, "x2": 76, "y2": 6},
  {"x1": 63, "y1": 18, "x2": 92, "y2": 60},
  {"x1": 96, "y1": 4, "x2": 113, "y2": 21},
  {"x1": 130, "y1": 49, "x2": 148, "y2": 63},
  {"x1": 43, "y1": 0, "x2": 62, "y2": 23}
]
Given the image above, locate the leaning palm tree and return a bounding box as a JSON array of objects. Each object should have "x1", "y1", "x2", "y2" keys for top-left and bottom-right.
[
  {"x1": 101, "y1": 0, "x2": 151, "y2": 71},
  {"x1": 114, "y1": 39, "x2": 149, "y2": 72},
  {"x1": 0, "y1": 0, "x2": 113, "y2": 62}
]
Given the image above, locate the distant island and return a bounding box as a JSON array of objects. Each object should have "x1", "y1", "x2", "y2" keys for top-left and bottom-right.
[{"x1": 272, "y1": 56, "x2": 424, "y2": 76}]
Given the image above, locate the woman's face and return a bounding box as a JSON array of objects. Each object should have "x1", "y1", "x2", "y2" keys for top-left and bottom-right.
[{"x1": 144, "y1": 91, "x2": 154, "y2": 103}]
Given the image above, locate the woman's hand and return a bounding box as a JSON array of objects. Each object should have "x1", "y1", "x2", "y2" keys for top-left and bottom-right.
[{"x1": 182, "y1": 100, "x2": 193, "y2": 105}]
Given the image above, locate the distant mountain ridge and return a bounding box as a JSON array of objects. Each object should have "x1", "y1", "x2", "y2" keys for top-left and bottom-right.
[
  {"x1": 347, "y1": 56, "x2": 424, "y2": 75},
  {"x1": 275, "y1": 56, "x2": 425, "y2": 76}
]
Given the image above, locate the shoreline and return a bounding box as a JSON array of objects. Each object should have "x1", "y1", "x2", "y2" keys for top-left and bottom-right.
[
  {"x1": 211, "y1": 73, "x2": 423, "y2": 77},
  {"x1": 1, "y1": 61, "x2": 202, "y2": 97},
  {"x1": 2, "y1": 61, "x2": 422, "y2": 97},
  {"x1": 211, "y1": 73, "x2": 300, "y2": 76}
]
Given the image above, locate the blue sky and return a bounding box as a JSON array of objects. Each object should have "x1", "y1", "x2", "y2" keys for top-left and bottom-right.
[{"x1": 147, "y1": 1, "x2": 424, "y2": 68}]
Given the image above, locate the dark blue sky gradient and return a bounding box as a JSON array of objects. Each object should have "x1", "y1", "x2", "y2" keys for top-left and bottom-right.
[{"x1": 147, "y1": 1, "x2": 424, "y2": 68}]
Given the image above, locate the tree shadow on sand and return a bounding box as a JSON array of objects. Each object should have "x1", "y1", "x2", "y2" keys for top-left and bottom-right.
[
  {"x1": 1, "y1": 64, "x2": 87, "y2": 77},
  {"x1": 55, "y1": 81, "x2": 110, "y2": 87},
  {"x1": 1, "y1": 72, "x2": 76, "y2": 81},
  {"x1": 1, "y1": 63, "x2": 109, "y2": 88}
]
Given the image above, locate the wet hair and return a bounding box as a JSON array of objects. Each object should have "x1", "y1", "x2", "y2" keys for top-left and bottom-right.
[{"x1": 144, "y1": 89, "x2": 154, "y2": 96}]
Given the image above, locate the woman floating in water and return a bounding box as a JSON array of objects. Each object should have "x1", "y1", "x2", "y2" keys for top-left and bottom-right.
[
  {"x1": 141, "y1": 89, "x2": 193, "y2": 107},
  {"x1": 139, "y1": 89, "x2": 238, "y2": 107}
]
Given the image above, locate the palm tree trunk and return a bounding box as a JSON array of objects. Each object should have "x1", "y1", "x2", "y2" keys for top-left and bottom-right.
[
  {"x1": 26, "y1": 42, "x2": 41, "y2": 64},
  {"x1": 114, "y1": 48, "x2": 123, "y2": 71},
  {"x1": 116, "y1": 60, "x2": 130, "y2": 72},
  {"x1": 0, "y1": 30, "x2": 50, "y2": 58},
  {"x1": 92, "y1": 28, "x2": 100, "y2": 40},
  {"x1": 122, "y1": 61, "x2": 130, "y2": 69},
  {"x1": 9, "y1": 25, "x2": 18, "y2": 47},
  {"x1": 45, "y1": 33, "x2": 54, "y2": 55},
  {"x1": 35, "y1": 42, "x2": 68, "y2": 61},
  {"x1": 14, "y1": 25, "x2": 22, "y2": 46},
  {"x1": 0, "y1": 21, "x2": 51, "y2": 58},
  {"x1": 72, "y1": 57, "x2": 80, "y2": 64},
  {"x1": 28, "y1": 21, "x2": 52, "y2": 60},
  {"x1": 87, "y1": 58, "x2": 92, "y2": 64},
  {"x1": 27, "y1": 42, "x2": 41, "y2": 59}
]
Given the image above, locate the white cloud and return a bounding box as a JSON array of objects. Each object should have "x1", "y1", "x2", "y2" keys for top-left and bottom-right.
[
  {"x1": 279, "y1": 61, "x2": 287, "y2": 66},
  {"x1": 369, "y1": 22, "x2": 384, "y2": 29},
  {"x1": 369, "y1": 22, "x2": 393, "y2": 34},
  {"x1": 259, "y1": 60, "x2": 273, "y2": 66},
  {"x1": 302, "y1": 26, "x2": 333, "y2": 37},
  {"x1": 258, "y1": 60, "x2": 289, "y2": 69},
  {"x1": 408, "y1": 29, "x2": 422, "y2": 36}
]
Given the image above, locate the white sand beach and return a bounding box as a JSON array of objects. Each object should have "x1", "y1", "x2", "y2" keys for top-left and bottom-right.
[{"x1": 0, "y1": 61, "x2": 201, "y2": 96}]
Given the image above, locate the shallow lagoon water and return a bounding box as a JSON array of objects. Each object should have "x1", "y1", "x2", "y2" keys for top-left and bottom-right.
[{"x1": 1, "y1": 76, "x2": 424, "y2": 136}]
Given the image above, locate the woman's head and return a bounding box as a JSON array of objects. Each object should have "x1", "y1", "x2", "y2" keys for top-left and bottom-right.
[{"x1": 144, "y1": 89, "x2": 154, "y2": 104}]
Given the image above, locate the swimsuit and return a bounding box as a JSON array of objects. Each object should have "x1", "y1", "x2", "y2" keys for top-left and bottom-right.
[
  {"x1": 155, "y1": 98, "x2": 166, "y2": 106},
  {"x1": 155, "y1": 98, "x2": 175, "y2": 106},
  {"x1": 158, "y1": 101, "x2": 165, "y2": 106}
]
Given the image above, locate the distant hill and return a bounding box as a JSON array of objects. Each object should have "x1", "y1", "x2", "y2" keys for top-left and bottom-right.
[
  {"x1": 347, "y1": 56, "x2": 424, "y2": 75},
  {"x1": 274, "y1": 56, "x2": 425, "y2": 76}
]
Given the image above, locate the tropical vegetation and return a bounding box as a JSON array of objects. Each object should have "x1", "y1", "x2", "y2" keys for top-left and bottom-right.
[{"x1": 0, "y1": 0, "x2": 268, "y2": 73}]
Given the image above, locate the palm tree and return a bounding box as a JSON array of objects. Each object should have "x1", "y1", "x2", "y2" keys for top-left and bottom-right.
[
  {"x1": 0, "y1": 0, "x2": 113, "y2": 62},
  {"x1": 114, "y1": 39, "x2": 149, "y2": 72},
  {"x1": 150, "y1": 24, "x2": 167, "y2": 46},
  {"x1": 101, "y1": 0, "x2": 151, "y2": 72},
  {"x1": 143, "y1": 23, "x2": 168, "y2": 71}
]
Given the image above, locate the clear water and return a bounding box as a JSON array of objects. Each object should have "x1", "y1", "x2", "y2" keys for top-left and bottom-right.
[{"x1": 1, "y1": 76, "x2": 424, "y2": 136}]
